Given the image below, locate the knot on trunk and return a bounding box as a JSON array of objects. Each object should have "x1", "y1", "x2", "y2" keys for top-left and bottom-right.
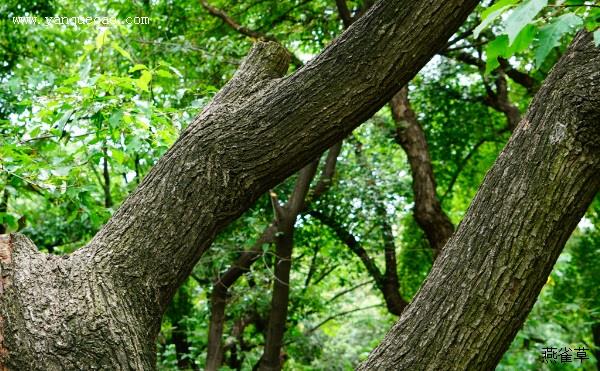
[{"x1": 210, "y1": 41, "x2": 291, "y2": 107}]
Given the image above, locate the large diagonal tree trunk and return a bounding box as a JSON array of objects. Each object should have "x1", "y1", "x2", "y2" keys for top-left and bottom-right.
[
  {"x1": 358, "y1": 31, "x2": 600, "y2": 370},
  {"x1": 0, "y1": 0, "x2": 480, "y2": 368}
]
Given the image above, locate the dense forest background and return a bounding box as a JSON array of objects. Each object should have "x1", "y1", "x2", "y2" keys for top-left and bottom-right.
[{"x1": 1, "y1": 0, "x2": 599, "y2": 369}]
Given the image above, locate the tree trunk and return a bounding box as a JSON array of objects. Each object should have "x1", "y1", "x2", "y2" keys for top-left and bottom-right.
[
  {"x1": 206, "y1": 143, "x2": 340, "y2": 370},
  {"x1": 358, "y1": 31, "x2": 600, "y2": 370},
  {"x1": 379, "y1": 212, "x2": 408, "y2": 315},
  {"x1": 258, "y1": 218, "x2": 294, "y2": 371},
  {"x1": 259, "y1": 163, "x2": 318, "y2": 371},
  {"x1": 390, "y1": 87, "x2": 454, "y2": 256},
  {"x1": 309, "y1": 210, "x2": 408, "y2": 316},
  {"x1": 592, "y1": 323, "x2": 600, "y2": 371},
  {"x1": 205, "y1": 226, "x2": 276, "y2": 371},
  {"x1": 0, "y1": 0, "x2": 480, "y2": 368}
]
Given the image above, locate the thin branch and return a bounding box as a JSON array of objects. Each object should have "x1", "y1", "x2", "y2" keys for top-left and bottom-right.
[
  {"x1": 303, "y1": 244, "x2": 321, "y2": 292},
  {"x1": 269, "y1": 190, "x2": 287, "y2": 222},
  {"x1": 311, "y1": 264, "x2": 338, "y2": 286},
  {"x1": 18, "y1": 130, "x2": 100, "y2": 145},
  {"x1": 445, "y1": 22, "x2": 478, "y2": 48},
  {"x1": 200, "y1": 0, "x2": 276, "y2": 42},
  {"x1": 199, "y1": 0, "x2": 304, "y2": 67},
  {"x1": 307, "y1": 303, "x2": 384, "y2": 333},
  {"x1": 254, "y1": 0, "x2": 314, "y2": 32},
  {"x1": 441, "y1": 129, "x2": 511, "y2": 201},
  {"x1": 326, "y1": 279, "x2": 374, "y2": 304}
]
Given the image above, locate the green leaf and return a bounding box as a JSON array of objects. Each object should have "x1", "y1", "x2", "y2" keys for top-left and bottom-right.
[
  {"x1": 485, "y1": 35, "x2": 508, "y2": 74},
  {"x1": 0, "y1": 213, "x2": 18, "y2": 232},
  {"x1": 111, "y1": 149, "x2": 127, "y2": 164},
  {"x1": 474, "y1": 8, "x2": 507, "y2": 38},
  {"x1": 509, "y1": 24, "x2": 536, "y2": 55},
  {"x1": 95, "y1": 28, "x2": 110, "y2": 50},
  {"x1": 504, "y1": 0, "x2": 547, "y2": 45},
  {"x1": 154, "y1": 69, "x2": 173, "y2": 78},
  {"x1": 109, "y1": 110, "x2": 123, "y2": 128},
  {"x1": 594, "y1": 29, "x2": 600, "y2": 47},
  {"x1": 136, "y1": 70, "x2": 153, "y2": 92},
  {"x1": 481, "y1": 0, "x2": 519, "y2": 21},
  {"x1": 56, "y1": 109, "x2": 74, "y2": 131},
  {"x1": 584, "y1": 8, "x2": 600, "y2": 32},
  {"x1": 534, "y1": 13, "x2": 583, "y2": 67},
  {"x1": 111, "y1": 42, "x2": 133, "y2": 62},
  {"x1": 129, "y1": 64, "x2": 148, "y2": 73}
]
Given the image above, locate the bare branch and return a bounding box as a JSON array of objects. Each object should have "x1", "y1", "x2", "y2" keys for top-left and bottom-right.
[{"x1": 307, "y1": 303, "x2": 384, "y2": 333}]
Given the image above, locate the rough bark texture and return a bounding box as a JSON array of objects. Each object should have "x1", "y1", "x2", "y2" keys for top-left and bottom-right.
[
  {"x1": 0, "y1": 233, "x2": 154, "y2": 369},
  {"x1": 0, "y1": 0, "x2": 480, "y2": 368},
  {"x1": 358, "y1": 31, "x2": 600, "y2": 370},
  {"x1": 390, "y1": 87, "x2": 454, "y2": 256}
]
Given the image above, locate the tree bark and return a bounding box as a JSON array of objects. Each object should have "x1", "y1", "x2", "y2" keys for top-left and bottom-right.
[
  {"x1": 358, "y1": 31, "x2": 600, "y2": 370},
  {"x1": 390, "y1": 87, "x2": 454, "y2": 256},
  {"x1": 593, "y1": 323, "x2": 600, "y2": 371},
  {"x1": 0, "y1": 0, "x2": 480, "y2": 368},
  {"x1": 379, "y1": 209, "x2": 408, "y2": 315}
]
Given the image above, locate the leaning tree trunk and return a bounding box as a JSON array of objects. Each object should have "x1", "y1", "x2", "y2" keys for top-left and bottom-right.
[
  {"x1": 0, "y1": 0, "x2": 480, "y2": 368},
  {"x1": 358, "y1": 31, "x2": 600, "y2": 370}
]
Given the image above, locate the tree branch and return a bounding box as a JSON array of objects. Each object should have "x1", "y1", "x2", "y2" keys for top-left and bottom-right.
[
  {"x1": 390, "y1": 87, "x2": 454, "y2": 255},
  {"x1": 307, "y1": 303, "x2": 384, "y2": 334},
  {"x1": 200, "y1": 0, "x2": 276, "y2": 42},
  {"x1": 359, "y1": 31, "x2": 600, "y2": 370},
  {"x1": 200, "y1": 0, "x2": 304, "y2": 67},
  {"x1": 335, "y1": 0, "x2": 353, "y2": 28}
]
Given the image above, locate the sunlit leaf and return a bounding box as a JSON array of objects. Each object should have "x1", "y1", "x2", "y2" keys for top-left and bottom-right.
[
  {"x1": 535, "y1": 13, "x2": 583, "y2": 67},
  {"x1": 504, "y1": 0, "x2": 547, "y2": 45},
  {"x1": 136, "y1": 70, "x2": 153, "y2": 92},
  {"x1": 95, "y1": 28, "x2": 110, "y2": 50},
  {"x1": 111, "y1": 42, "x2": 133, "y2": 62}
]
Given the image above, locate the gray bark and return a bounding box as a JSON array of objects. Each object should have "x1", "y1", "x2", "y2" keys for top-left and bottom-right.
[
  {"x1": 358, "y1": 31, "x2": 600, "y2": 370},
  {"x1": 0, "y1": 0, "x2": 480, "y2": 368}
]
